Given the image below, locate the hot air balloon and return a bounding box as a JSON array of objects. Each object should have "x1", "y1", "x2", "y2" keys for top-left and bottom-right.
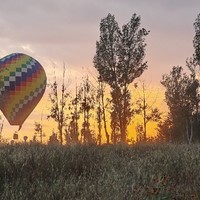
[{"x1": 0, "y1": 53, "x2": 47, "y2": 130}]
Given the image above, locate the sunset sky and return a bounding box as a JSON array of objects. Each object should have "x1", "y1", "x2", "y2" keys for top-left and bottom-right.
[{"x1": 0, "y1": 0, "x2": 200, "y2": 142}]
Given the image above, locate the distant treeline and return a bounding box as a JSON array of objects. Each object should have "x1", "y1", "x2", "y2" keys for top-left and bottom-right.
[
  {"x1": 40, "y1": 13, "x2": 200, "y2": 145},
  {"x1": 158, "y1": 14, "x2": 200, "y2": 144}
]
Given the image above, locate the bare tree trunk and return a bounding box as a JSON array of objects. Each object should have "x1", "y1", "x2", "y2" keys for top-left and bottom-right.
[
  {"x1": 0, "y1": 120, "x2": 4, "y2": 142},
  {"x1": 40, "y1": 128, "x2": 42, "y2": 144},
  {"x1": 58, "y1": 122, "x2": 63, "y2": 145},
  {"x1": 100, "y1": 81, "x2": 109, "y2": 144},
  {"x1": 190, "y1": 119, "x2": 193, "y2": 144},
  {"x1": 142, "y1": 83, "x2": 147, "y2": 142},
  {"x1": 75, "y1": 85, "x2": 79, "y2": 143},
  {"x1": 97, "y1": 107, "x2": 102, "y2": 145},
  {"x1": 59, "y1": 67, "x2": 66, "y2": 145},
  {"x1": 40, "y1": 114, "x2": 43, "y2": 144},
  {"x1": 83, "y1": 98, "x2": 86, "y2": 143},
  {"x1": 112, "y1": 126, "x2": 117, "y2": 144},
  {"x1": 186, "y1": 118, "x2": 193, "y2": 145},
  {"x1": 121, "y1": 85, "x2": 127, "y2": 143}
]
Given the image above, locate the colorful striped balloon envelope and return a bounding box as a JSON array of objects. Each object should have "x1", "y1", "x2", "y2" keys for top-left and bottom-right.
[{"x1": 0, "y1": 53, "x2": 47, "y2": 130}]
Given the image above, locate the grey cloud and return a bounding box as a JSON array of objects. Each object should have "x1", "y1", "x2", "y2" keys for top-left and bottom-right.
[
  {"x1": 0, "y1": 0, "x2": 200, "y2": 76},
  {"x1": 0, "y1": 0, "x2": 103, "y2": 45}
]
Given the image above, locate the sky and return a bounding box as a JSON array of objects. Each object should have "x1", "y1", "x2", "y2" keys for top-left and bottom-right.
[{"x1": 0, "y1": 0, "x2": 200, "y2": 142}]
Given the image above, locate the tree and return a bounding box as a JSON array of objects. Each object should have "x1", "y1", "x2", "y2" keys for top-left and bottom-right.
[
  {"x1": 48, "y1": 66, "x2": 69, "y2": 145},
  {"x1": 182, "y1": 13, "x2": 200, "y2": 142},
  {"x1": 96, "y1": 77, "x2": 110, "y2": 144},
  {"x1": 78, "y1": 76, "x2": 96, "y2": 144},
  {"x1": 161, "y1": 66, "x2": 197, "y2": 142},
  {"x1": 0, "y1": 117, "x2": 3, "y2": 143},
  {"x1": 94, "y1": 13, "x2": 149, "y2": 143},
  {"x1": 23, "y1": 136, "x2": 28, "y2": 143},
  {"x1": 66, "y1": 85, "x2": 80, "y2": 144},
  {"x1": 96, "y1": 79, "x2": 103, "y2": 145},
  {"x1": 194, "y1": 13, "x2": 200, "y2": 64},
  {"x1": 48, "y1": 130, "x2": 59, "y2": 145},
  {"x1": 157, "y1": 114, "x2": 173, "y2": 142},
  {"x1": 185, "y1": 60, "x2": 200, "y2": 143},
  {"x1": 135, "y1": 81, "x2": 162, "y2": 141},
  {"x1": 135, "y1": 123, "x2": 144, "y2": 142},
  {"x1": 34, "y1": 121, "x2": 45, "y2": 143},
  {"x1": 160, "y1": 14, "x2": 200, "y2": 143}
]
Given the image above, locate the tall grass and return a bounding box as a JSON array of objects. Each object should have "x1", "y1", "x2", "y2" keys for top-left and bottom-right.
[{"x1": 0, "y1": 143, "x2": 199, "y2": 199}]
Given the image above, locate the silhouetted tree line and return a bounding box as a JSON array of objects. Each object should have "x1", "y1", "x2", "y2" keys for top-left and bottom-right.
[
  {"x1": 158, "y1": 14, "x2": 200, "y2": 143},
  {"x1": 46, "y1": 13, "x2": 200, "y2": 145},
  {"x1": 46, "y1": 13, "x2": 153, "y2": 144}
]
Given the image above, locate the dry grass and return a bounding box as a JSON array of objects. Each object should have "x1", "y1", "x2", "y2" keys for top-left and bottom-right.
[{"x1": 0, "y1": 143, "x2": 199, "y2": 199}]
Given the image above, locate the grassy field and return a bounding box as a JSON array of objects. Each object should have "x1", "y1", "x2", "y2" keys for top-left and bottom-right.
[{"x1": 0, "y1": 143, "x2": 199, "y2": 200}]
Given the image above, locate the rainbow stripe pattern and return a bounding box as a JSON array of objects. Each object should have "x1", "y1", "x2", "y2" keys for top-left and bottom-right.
[{"x1": 0, "y1": 53, "x2": 46, "y2": 128}]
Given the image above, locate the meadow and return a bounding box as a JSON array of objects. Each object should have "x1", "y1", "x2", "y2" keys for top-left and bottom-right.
[{"x1": 0, "y1": 143, "x2": 199, "y2": 200}]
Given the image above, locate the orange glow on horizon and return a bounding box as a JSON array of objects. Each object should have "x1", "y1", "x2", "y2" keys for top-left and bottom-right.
[{"x1": 0, "y1": 53, "x2": 168, "y2": 144}]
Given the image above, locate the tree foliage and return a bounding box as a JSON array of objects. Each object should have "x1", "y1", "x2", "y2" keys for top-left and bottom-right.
[
  {"x1": 194, "y1": 13, "x2": 200, "y2": 64},
  {"x1": 157, "y1": 114, "x2": 173, "y2": 142},
  {"x1": 34, "y1": 121, "x2": 44, "y2": 143},
  {"x1": 78, "y1": 76, "x2": 96, "y2": 144},
  {"x1": 161, "y1": 66, "x2": 199, "y2": 142},
  {"x1": 48, "y1": 66, "x2": 70, "y2": 145},
  {"x1": 160, "y1": 14, "x2": 200, "y2": 143},
  {"x1": 66, "y1": 85, "x2": 80, "y2": 144},
  {"x1": 94, "y1": 13, "x2": 149, "y2": 142}
]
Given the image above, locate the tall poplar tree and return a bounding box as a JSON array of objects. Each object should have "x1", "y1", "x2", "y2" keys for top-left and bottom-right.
[
  {"x1": 94, "y1": 13, "x2": 149, "y2": 142},
  {"x1": 48, "y1": 66, "x2": 69, "y2": 145},
  {"x1": 79, "y1": 76, "x2": 96, "y2": 143},
  {"x1": 194, "y1": 13, "x2": 200, "y2": 63}
]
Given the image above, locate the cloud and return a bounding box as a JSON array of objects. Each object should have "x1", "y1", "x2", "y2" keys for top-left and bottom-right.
[{"x1": 0, "y1": 0, "x2": 199, "y2": 74}]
